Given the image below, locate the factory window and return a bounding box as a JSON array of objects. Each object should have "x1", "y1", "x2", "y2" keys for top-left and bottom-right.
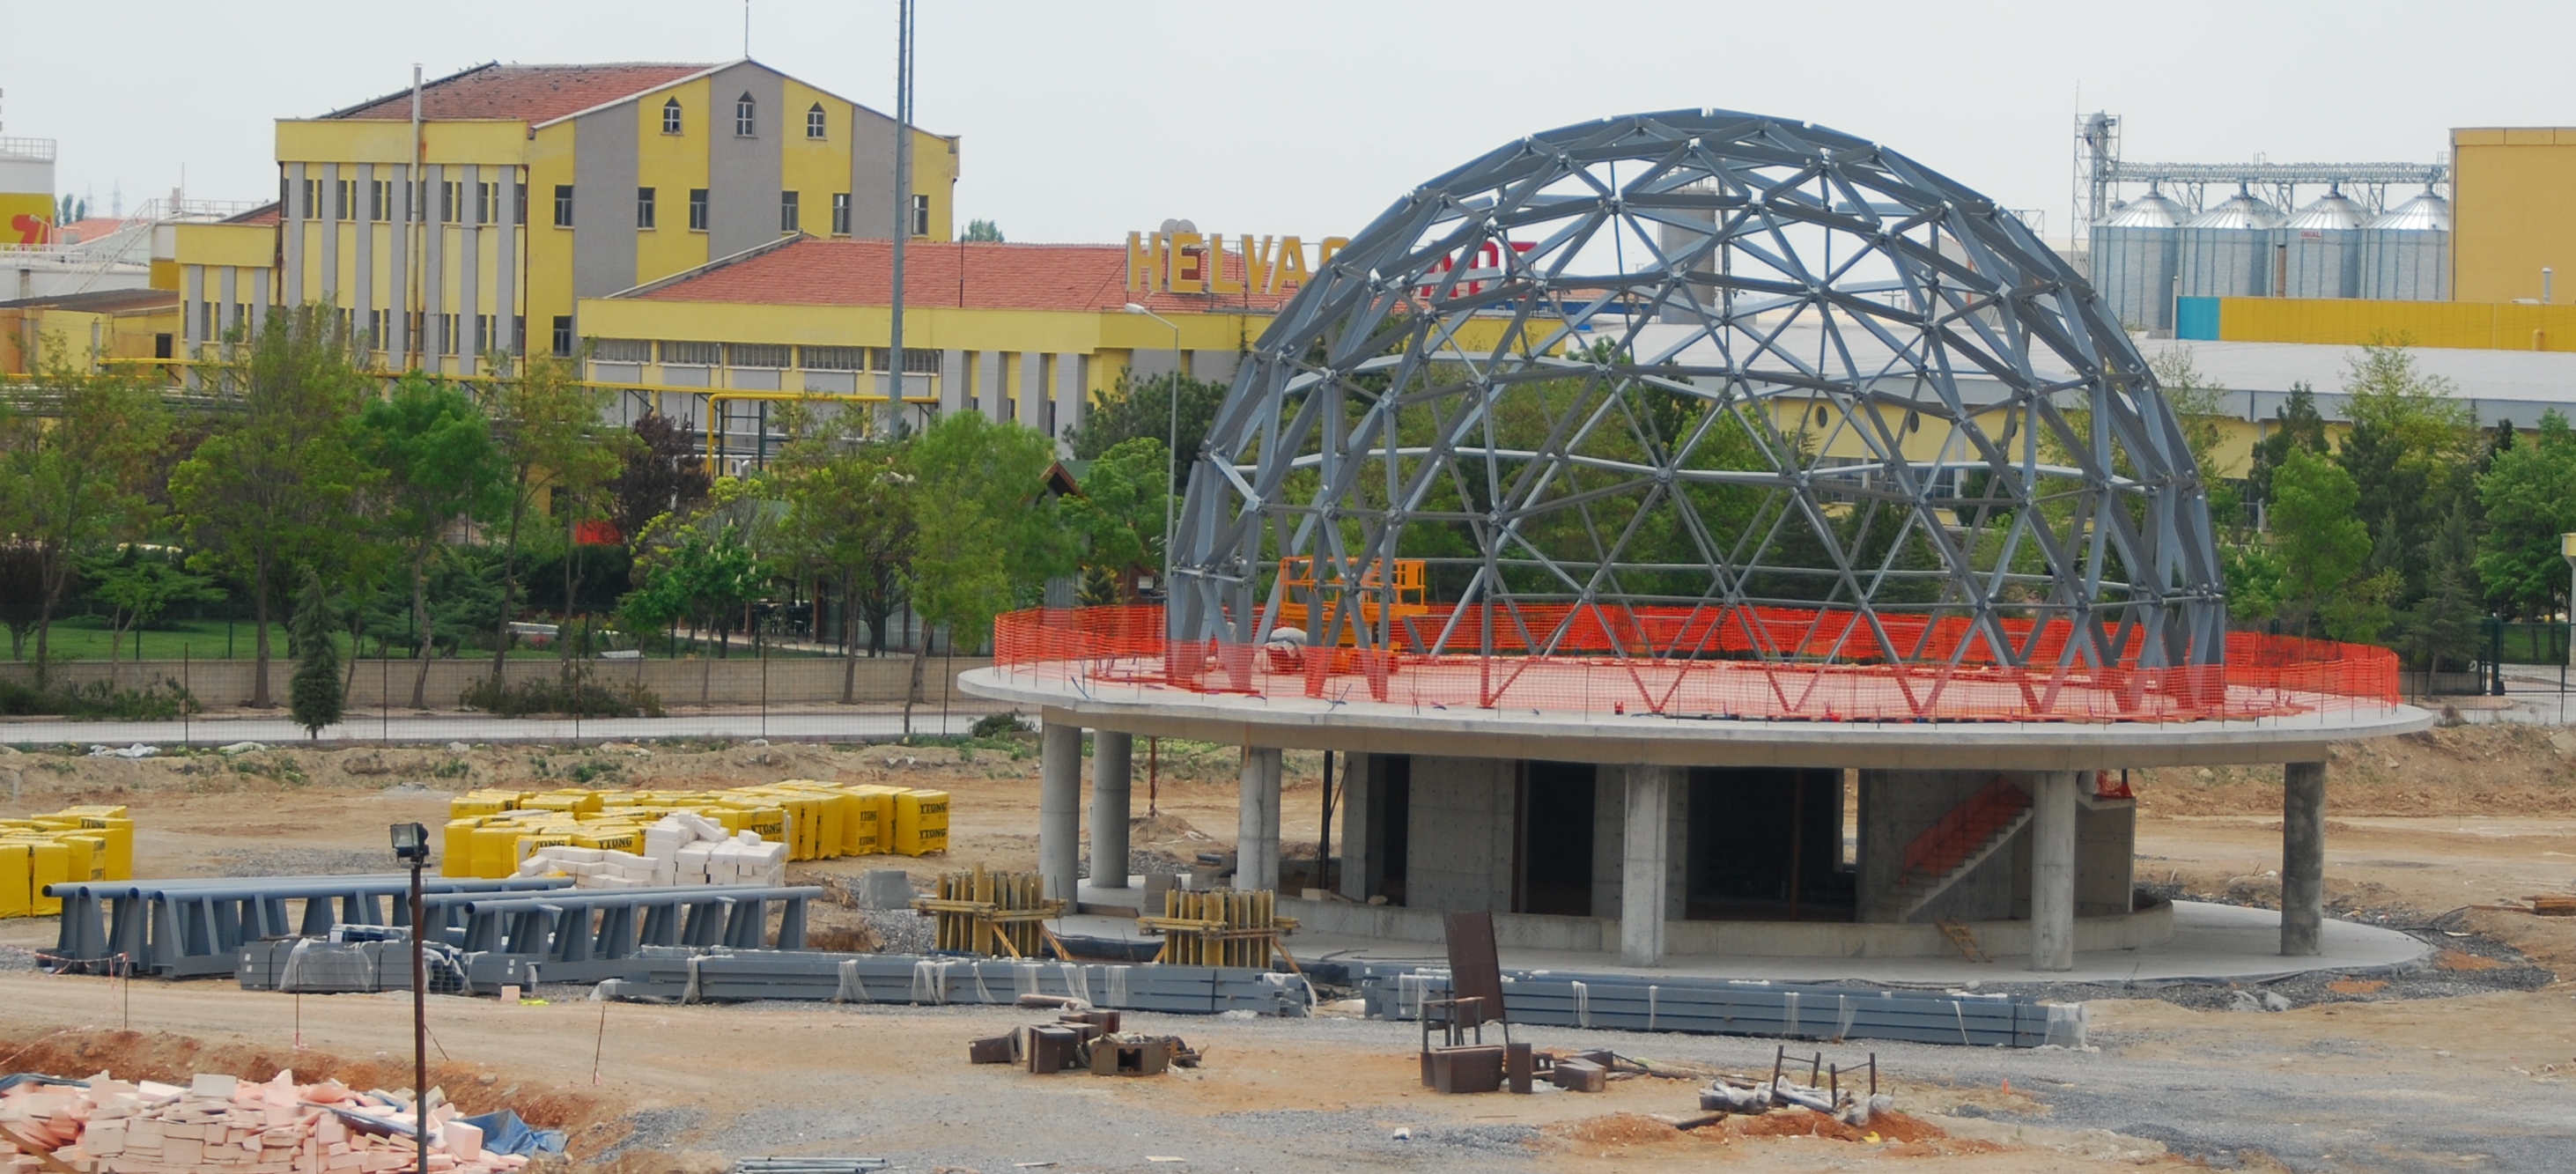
[
  {"x1": 688, "y1": 188, "x2": 709, "y2": 232},
  {"x1": 779, "y1": 190, "x2": 800, "y2": 233},
  {"x1": 734, "y1": 93, "x2": 757, "y2": 137},
  {"x1": 440, "y1": 314, "x2": 460, "y2": 357},
  {"x1": 440, "y1": 181, "x2": 461, "y2": 225},
  {"x1": 638, "y1": 187, "x2": 658, "y2": 230},
  {"x1": 550, "y1": 315, "x2": 573, "y2": 357},
  {"x1": 515, "y1": 182, "x2": 528, "y2": 224},
  {"x1": 661, "y1": 97, "x2": 683, "y2": 135},
  {"x1": 830, "y1": 192, "x2": 851, "y2": 235},
  {"x1": 511, "y1": 315, "x2": 525, "y2": 356},
  {"x1": 477, "y1": 182, "x2": 499, "y2": 225},
  {"x1": 370, "y1": 180, "x2": 391, "y2": 222},
  {"x1": 593, "y1": 338, "x2": 653, "y2": 363},
  {"x1": 869, "y1": 347, "x2": 940, "y2": 373},
  {"x1": 366, "y1": 309, "x2": 388, "y2": 348},
  {"x1": 300, "y1": 179, "x2": 320, "y2": 219},
  {"x1": 807, "y1": 103, "x2": 826, "y2": 139},
  {"x1": 801, "y1": 345, "x2": 865, "y2": 371},
  {"x1": 335, "y1": 179, "x2": 355, "y2": 221},
  {"x1": 912, "y1": 193, "x2": 930, "y2": 237},
  {"x1": 728, "y1": 343, "x2": 792, "y2": 369},
  {"x1": 155, "y1": 334, "x2": 172, "y2": 360},
  {"x1": 553, "y1": 185, "x2": 574, "y2": 227},
  {"x1": 661, "y1": 340, "x2": 721, "y2": 365},
  {"x1": 476, "y1": 314, "x2": 494, "y2": 353}
]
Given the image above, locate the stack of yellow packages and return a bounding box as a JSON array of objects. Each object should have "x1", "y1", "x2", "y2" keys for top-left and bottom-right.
[
  {"x1": 439, "y1": 778, "x2": 949, "y2": 880},
  {"x1": 0, "y1": 805, "x2": 133, "y2": 919}
]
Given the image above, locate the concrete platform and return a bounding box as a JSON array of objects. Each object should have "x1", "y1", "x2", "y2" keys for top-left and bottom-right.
[{"x1": 1043, "y1": 899, "x2": 2428, "y2": 987}]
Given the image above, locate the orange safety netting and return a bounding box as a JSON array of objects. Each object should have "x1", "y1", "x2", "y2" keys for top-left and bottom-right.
[{"x1": 989, "y1": 605, "x2": 2400, "y2": 724}]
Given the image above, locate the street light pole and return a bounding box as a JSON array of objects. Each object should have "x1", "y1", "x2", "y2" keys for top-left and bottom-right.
[{"x1": 1123, "y1": 303, "x2": 1183, "y2": 601}]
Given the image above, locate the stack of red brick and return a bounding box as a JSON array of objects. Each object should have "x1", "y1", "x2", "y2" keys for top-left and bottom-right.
[{"x1": 0, "y1": 1070, "x2": 529, "y2": 1174}]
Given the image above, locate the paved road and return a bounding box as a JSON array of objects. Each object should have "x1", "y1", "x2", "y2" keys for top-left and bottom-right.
[{"x1": 0, "y1": 708, "x2": 989, "y2": 747}]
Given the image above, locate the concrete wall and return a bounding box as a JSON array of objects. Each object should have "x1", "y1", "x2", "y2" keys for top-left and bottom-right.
[
  {"x1": 1280, "y1": 894, "x2": 2175, "y2": 958},
  {"x1": 1856, "y1": 769, "x2": 2023, "y2": 923},
  {"x1": 0, "y1": 656, "x2": 994, "y2": 710},
  {"x1": 2077, "y1": 801, "x2": 2137, "y2": 917},
  {"x1": 1401, "y1": 755, "x2": 1516, "y2": 912}
]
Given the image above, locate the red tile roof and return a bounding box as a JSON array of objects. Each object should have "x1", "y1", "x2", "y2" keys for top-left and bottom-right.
[
  {"x1": 631, "y1": 238, "x2": 1300, "y2": 315},
  {"x1": 326, "y1": 63, "x2": 713, "y2": 125}
]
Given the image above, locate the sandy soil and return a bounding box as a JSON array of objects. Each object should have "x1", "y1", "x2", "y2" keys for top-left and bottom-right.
[{"x1": 3, "y1": 726, "x2": 2573, "y2": 1171}]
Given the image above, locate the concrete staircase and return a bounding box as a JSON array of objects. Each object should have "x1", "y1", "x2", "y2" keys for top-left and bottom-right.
[{"x1": 1893, "y1": 779, "x2": 2033, "y2": 920}]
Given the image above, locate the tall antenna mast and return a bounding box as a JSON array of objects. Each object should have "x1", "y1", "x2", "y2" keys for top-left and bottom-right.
[{"x1": 888, "y1": 0, "x2": 913, "y2": 432}]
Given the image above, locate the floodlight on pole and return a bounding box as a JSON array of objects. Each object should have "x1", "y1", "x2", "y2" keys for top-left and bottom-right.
[
  {"x1": 1125, "y1": 302, "x2": 1183, "y2": 601},
  {"x1": 389, "y1": 823, "x2": 429, "y2": 1174}
]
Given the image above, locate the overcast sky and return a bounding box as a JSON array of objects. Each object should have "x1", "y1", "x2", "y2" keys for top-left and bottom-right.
[{"x1": 8, "y1": 1, "x2": 2573, "y2": 243}]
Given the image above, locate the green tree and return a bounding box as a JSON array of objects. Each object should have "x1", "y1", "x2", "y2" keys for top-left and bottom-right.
[
  {"x1": 774, "y1": 426, "x2": 918, "y2": 698},
  {"x1": 904, "y1": 411, "x2": 1074, "y2": 728},
  {"x1": 168, "y1": 306, "x2": 372, "y2": 707},
  {"x1": 2475, "y1": 409, "x2": 2576, "y2": 620},
  {"x1": 0, "y1": 348, "x2": 171, "y2": 676},
  {"x1": 480, "y1": 351, "x2": 619, "y2": 676},
  {"x1": 2403, "y1": 500, "x2": 2484, "y2": 672},
  {"x1": 2244, "y1": 381, "x2": 2330, "y2": 523},
  {"x1": 80, "y1": 547, "x2": 221, "y2": 683},
  {"x1": 1060, "y1": 436, "x2": 1170, "y2": 601},
  {"x1": 2269, "y1": 447, "x2": 2374, "y2": 639},
  {"x1": 2335, "y1": 340, "x2": 2476, "y2": 609},
  {"x1": 287, "y1": 566, "x2": 343, "y2": 740},
  {"x1": 1067, "y1": 369, "x2": 1230, "y2": 489},
  {"x1": 357, "y1": 375, "x2": 505, "y2": 706},
  {"x1": 963, "y1": 218, "x2": 1005, "y2": 242}
]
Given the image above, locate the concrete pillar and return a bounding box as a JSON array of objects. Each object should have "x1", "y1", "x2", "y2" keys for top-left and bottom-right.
[
  {"x1": 1620, "y1": 764, "x2": 1672, "y2": 967},
  {"x1": 2029, "y1": 770, "x2": 2078, "y2": 972},
  {"x1": 2282, "y1": 760, "x2": 2326, "y2": 956},
  {"x1": 1336, "y1": 753, "x2": 1373, "y2": 902},
  {"x1": 1089, "y1": 731, "x2": 1133, "y2": 890},
  {"x1": 1038, "y1": 720, "x2": 1082, "y2": 903},
  {"x1": 1237, "y1": 746, "x2": 1281, "y2": 892}
]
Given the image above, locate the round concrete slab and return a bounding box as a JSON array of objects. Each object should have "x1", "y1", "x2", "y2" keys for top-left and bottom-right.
[{"x1": 963, "y1": 668, "x2": 2437, "y2": 770}]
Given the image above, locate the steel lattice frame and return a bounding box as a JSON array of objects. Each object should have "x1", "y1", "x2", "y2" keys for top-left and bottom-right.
[{"x1": 1171, "y1": 109, "x2": 2225, "y2": 674}]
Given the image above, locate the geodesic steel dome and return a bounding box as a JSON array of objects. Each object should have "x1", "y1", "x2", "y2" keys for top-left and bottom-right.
[{"x1": 1169, "y1": 109, "x2": 2225, "y2": 678}]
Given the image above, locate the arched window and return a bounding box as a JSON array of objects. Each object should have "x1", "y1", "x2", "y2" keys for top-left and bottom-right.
[
  {"x1": 661, "y1": 97, "x2": 682, "y2": 135},
  {"x1": 734, "y1": 93, "x2": 757, "y2": 137},
  {"x1": 806, "y1": 102, "x2": 826, "y2": 140}
]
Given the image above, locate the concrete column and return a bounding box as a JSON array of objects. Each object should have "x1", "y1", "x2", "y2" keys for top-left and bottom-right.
[
  {"x1": 1337, "y1": 753, "x2": 1374, "y2": 902},
  {"x1": 2029, "y1": 770, "x2": 2078, "y2": 972},
  {"x1": 1089, "y1": 731, "x2": 1133, "y2": 890},
  {"x1": 495, "y1": 166, "x2": 516, "y2": 355},
  {"x1": 974, "y1": 351, "x2": 1003, "y2": 419},
  {"x1": 1038, "y1": 720, "x2": 1082, "y2": 903},
  {"x1": 283, "y1": 163, "x2": 306, "y2": 306},
  {"x1": 1237, "y1": 746, "x2": 1282, "y2": 892},
  {"x1": 458, "y1": 164, "x2": 480, "y2": 373},
  {"x1": 319, "y1": 163, "x2": 339, "y2": 302},
  {"x1": 1620, "y1": 764, "x2": 1672, "y2": 967},
  {"x1": 2282, "y1": 760, "x2": 2326, "y2": 956},
  {"x1": 388, "y1": 164, "x2": 409, "y2": 359}
]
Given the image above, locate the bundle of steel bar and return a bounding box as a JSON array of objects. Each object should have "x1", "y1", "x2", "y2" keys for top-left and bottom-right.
[
  {"x1": 44, "y1": 875, "x2": 572, "y2": 977},
  {"x1": 912, "y1": 867, "x2": 1062, "y2": 956},
  {"x1": 1138, "y1": 888, "x2": 1299, "y2": 969},
  {"x1": 1356, "y1": 964, "x2": 2081, "y2": 1049},
  {"x1": 231, "y1": 885, "x2": 820, "y2": 993},
  {"x1": 599, "y1": 948, "x2": 1313, "y2": 1015}
]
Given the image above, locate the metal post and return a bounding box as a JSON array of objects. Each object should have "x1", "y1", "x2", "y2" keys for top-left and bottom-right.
[
  {"x1": 181, "y1": 644, "x2": 191, "y2": 747},
  {"x1": 409, "y1": 858, "x2": 426, "y2": 1174}
]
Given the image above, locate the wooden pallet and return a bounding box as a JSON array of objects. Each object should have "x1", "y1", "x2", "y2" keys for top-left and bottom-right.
[
  {"x1": 913, "y1": 867, "x2": 1064, "y2": 956},
  {"x1": 1139, "y1": 889, "x2": 1302, "y2": 971}
]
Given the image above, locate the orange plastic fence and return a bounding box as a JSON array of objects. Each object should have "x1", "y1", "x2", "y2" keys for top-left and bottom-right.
[{"x1": 989, "y1": 605, "x2": 2400, "y2": 724}]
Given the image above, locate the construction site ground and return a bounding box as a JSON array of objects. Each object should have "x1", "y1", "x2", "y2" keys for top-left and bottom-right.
[{"x1": 3, "y1": 725, "x2": 2573, "y2": 1172}]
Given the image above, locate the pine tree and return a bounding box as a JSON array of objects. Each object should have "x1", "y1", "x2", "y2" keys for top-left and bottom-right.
[{"x1": 287, "y1": 566, "x2": 343, "y2": 741}]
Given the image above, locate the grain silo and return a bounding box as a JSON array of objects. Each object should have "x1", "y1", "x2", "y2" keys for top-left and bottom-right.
[
  {"x1": 2281, "y1": 190, "x2": 2366, "y2": 299},
  {"x1": 2358, "y1": 191, "x2": 2450, "y2": 301},
  {"x1": 2088, "y1": 190, "x2": 2187, "y2": 331},
  {"x1": 2179, "y1": 189, "x2": 2285, "y2": 298}
]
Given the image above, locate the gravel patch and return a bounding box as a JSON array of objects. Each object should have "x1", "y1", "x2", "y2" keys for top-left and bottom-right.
[
  {"x1": 856, "y1": 909, "x2": 934, "y2": 956},
  {"x1": 200, "y1": 847, "x2": 393, "y2": 877},
  {"x1": 596, "y1": 1106, "x2": 704, "y2": 1160}
]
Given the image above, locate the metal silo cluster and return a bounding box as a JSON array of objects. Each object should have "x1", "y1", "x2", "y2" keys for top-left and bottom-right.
[
  {"x1": 2359, "y1": 191, "x2": 2451, "y2": 301},
  {"x1": 2090, "y1": 184, "x2": 2452, "y2": 331}
]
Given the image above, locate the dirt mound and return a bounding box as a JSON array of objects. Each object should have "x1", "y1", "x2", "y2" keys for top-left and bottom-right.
[
  {"x1": 2133, "y1": 723, "x2": 2576, "y2": 817},
  {"x1": 0, "y1": 1028, "x2": 612, "y2": 1145},
  {"x1": 1556, "y1": 1113, "x2": 1688, "y2": 1148},
  {"x1": 1130, "y1": 811, "x2": 1208, "y2": 845}
]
